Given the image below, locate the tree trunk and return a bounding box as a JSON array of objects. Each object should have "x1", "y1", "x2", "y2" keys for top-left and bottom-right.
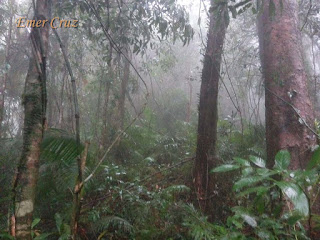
[
  {"x1": 257, "y1": 0, "x2": 318, "y2": 170},
  {"x1": 11, "y1": 1, "x2": 50, "y2": 239},
  {"x1": 0, "y1": 0, "x2": 14, "y2": 138},
  {"x1": 100, "y1": 43, "x2": 113, "y2": 152},
  {"x1": 71, "y1": 141, "x2": 89, "y2": 240},
  {"x1": 116, "y1": 48, "x2": 131, "y2": 131},
  {"x1": 194, "y1": 0, "x2": 229, "y2": 220},
  {"x1": 186, "y1": 79, "x2": 192, "y2": 123}
]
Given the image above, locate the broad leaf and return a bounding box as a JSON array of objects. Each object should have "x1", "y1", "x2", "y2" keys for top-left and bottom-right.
[
  {"x1": 233, "y1": 176, "x2": 265, "y2": 191},
  {"x1": 241, "y1": 214, "x2": 257, "y2": 228},
  {"x1": 211, "y1": 164, "x2": 240, "y2": 173},
  {"x1": 276, "y1": 181, "x2": 309, "y2": 216},
  {"x1": 233, "y1": 157, "x2": 250, "y2": 166},
  {"x1": 249, "y1": 155, "x2": 266, "y2": 168},
  {"x1": 274, "y1": 150, "x2": 290, "y2": 170}
]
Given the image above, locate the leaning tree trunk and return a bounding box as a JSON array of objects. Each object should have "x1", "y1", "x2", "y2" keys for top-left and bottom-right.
[
  {"x1": 11, "y1": 1, "x2": 50, "y2": 239},
  {"x1": 257, "y1": 0, "x2": 318, "y2": 170},
  {"x1": 194, "y1": 0, "x2": 229, "y2": 220}
]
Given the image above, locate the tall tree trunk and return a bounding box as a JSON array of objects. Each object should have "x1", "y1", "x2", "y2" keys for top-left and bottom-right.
[
  {"x1": 0, "y1": 0, "x2": 14, "y2": 138},
  {"x1": 257, "y1": 0, "x2": 318, "y2": 169},
  {"x1": 116, "y1": 48, "x2": 131, "y2": 131},
  {"x1": 100, "y1": 43, "x2": 113, "y2": 152},
  {"x1": 11, "y1": 1, "x2": 50, "y2": 239},
  {"x1": 186, "y1": 79, "x2": 192, "y2": 123},
  {"x1": 194, "y1": 0, "x2": 229, "y2": 220},
  {"x1": 53, "y1": 28, "x2": 83, "y2": 240}
]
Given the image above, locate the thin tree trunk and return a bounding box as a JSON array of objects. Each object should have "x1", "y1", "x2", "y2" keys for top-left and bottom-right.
[
  {"x1": 257, "y1": 0, "x2": 318, "y2": 169},
  {"x1": 71, "y1": 141, "x2": 89, "y2": 240},
  {"x1": 59, "y1": 71, "x2": 66, "y2": 128},
  {"x1": 186, "y1": 79, "x2": 192, "y2": 123},
  {"x1": 0, "y1": 0, "x2": 14, "y2": 138},
  {"x1": 100, "y1": 43, "x2": 113, "y2": 152},
  {"x1": 11, "y1": 1, "x2": 50, "y2": 239},
  {"x1": 52, "y1": 28, "x2": 83, "y2": 240},
  {"x1": 194, "y1": 0, "x2": 229, "y2": 220},
  {"x1": 117, "y1": 48, "x2": 131, "y2": 131}
]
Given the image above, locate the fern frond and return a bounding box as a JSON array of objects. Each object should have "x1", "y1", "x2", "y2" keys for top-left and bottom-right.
[
  {"x1": 96, "y1": 215, "x2": 134, "y2": 234},
  {"x1": 41, "y1": 128, "x2": 84, "y2": 165}
]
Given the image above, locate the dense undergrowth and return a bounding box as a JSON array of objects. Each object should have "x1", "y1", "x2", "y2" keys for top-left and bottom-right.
[{"x1": 1, "y1": 105, "x2": 320, "y2": 239}]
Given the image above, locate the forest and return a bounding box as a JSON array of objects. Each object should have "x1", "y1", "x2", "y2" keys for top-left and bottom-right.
[{"x1": 1, "y1": 0, "x2": 320, "y2": 239}]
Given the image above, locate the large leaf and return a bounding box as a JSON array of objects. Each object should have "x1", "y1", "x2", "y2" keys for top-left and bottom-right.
[
  {"x1": 249, "y1": 155, "x2": 266, "y2": 168},
  {"x1": 241, "y1": 214, "x2": 257, "y2": 228},
  {"x1": 233, "y1": 176, "x2": 266, "y2": 191},
  {"x1": 211, "y1": 164, "x2": 240, "y2": 173},
  {"x1": 232, "y1": 207, "x2": 257, "y2": 228},
  {"x1": 276, "y1": 181, "x2": 309, "y2": 216},
  {"x1": 274, "y1": 150, "x2": 290, "y2": 170},
  {"x1": 233, "y1": 157, "x2": 250, "y2": 167}
]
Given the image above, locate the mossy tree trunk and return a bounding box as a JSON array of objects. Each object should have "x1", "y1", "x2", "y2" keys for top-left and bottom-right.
[
  {"x1": 11, "y1": 1, "x2": 50, "y2": 239},
  {"x1": 194, "y1": 0, "x2": 229, "y2": 220}
]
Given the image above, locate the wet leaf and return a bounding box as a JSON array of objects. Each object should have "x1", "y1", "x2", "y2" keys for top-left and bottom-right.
[
  {"x1": 249, "y1": 155, "x2": 266, "y2": 168},
  {"x1": 211, "y1": 164, "x2": 240, "y2": 173},
  {"x1": 274, "y1": 150, "x2": 290, "y2": 170},
  {"x1": 276, "y1": 181, "x2": 309, "y2": 216}
]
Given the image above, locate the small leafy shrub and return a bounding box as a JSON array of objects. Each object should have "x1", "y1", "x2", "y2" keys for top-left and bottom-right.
[{"x1": 212, "y1": 149, "x2": 320, "y2": 239}]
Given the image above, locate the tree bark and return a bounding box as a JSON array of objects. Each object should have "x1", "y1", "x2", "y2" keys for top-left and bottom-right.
[
  {"x1": 116, "y1": 48, "x2": 131, "y2": 131},
  {"x1": 0, "y1": 0, "x2": 14, "y2": 138},
  {"x1": 71, "y1": 141, "x2": 90, "y2": 240},
  {"x1": 194, "y1": 0, "x2": 229, "y2": 220},
  {"x1": 11, "y1": 1, "x2": 50, "y2": 239},
  {"x1": 257, "y1": 0, "x2": 318, "y2": 169},
  {"x1": 100, "y1": 43, "x2": 113, "y2": 152},
  {"x1": 186, "y1": 79, "x2": 192, "y2": 123}
]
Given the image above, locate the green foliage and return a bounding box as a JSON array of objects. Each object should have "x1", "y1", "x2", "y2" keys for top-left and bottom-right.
[
  {"x1": 34, "y1": 129, "x2": 83, "y2": 236},
  {"x1": 41, "y1": 128, "x2": 84, "y2": 165},
  {"x1": 29, "y1": 214, "x2": 70, "y2": 240},
  {"x1": 211, "y1": 149, "x2": 320, "y2": 239},
  {"x1": 182, "y1": 204, "x2": 227, "y2": 240},
  {"x1": 0, "y1": 233, "x2": 14, "y2": 240},
  {"x1": 55, "y1": 0, "x2": 194, "y2": 56},
  {"x1": 0, "y1": 138, "x2": 21, "y2": 230},
  {"x1": 217, "y1": 120, "x2": 266, "y2": 162}
]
